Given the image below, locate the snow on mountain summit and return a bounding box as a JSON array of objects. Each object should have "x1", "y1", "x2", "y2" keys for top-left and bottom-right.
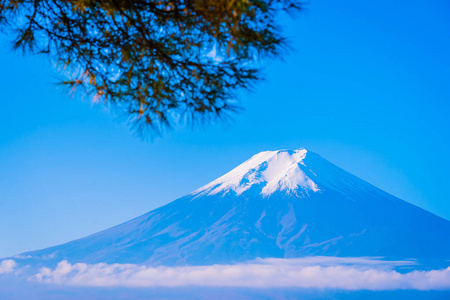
[{"x1": 192, "y1": 148, "x2": 320, "y2": 197}]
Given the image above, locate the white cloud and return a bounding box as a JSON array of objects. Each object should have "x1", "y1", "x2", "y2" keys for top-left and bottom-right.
[
  {"x1": 0, "y1": 260, "x2": 16, "y2": 274},
  {"x1": 12, "y1": 255, "x2": 31, "y2": 259},
  {"x1": 31, "y1": 257, "x2": 450, "y2": 291}
]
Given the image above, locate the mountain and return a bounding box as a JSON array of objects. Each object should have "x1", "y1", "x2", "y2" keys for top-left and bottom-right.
[{"x1": 18, "y1": 148, "x2": 450, "y2": 266}]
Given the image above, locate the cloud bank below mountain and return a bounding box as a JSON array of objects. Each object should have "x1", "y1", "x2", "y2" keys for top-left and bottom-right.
[{"x1": 28, "y1": 257, "x2": 450, "y2": 291}]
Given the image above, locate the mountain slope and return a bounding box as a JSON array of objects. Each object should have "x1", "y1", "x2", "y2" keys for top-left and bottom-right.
[{"x1": 19, "y1": 149, "x2": 450, "y2": 266}]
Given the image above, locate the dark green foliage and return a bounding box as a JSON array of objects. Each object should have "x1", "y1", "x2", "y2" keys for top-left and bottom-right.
[{"x1": 0, "y1": 0, "x2": 301, "y2": 135}]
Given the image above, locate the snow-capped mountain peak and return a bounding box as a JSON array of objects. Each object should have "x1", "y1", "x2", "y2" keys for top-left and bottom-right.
[
  {"x1": 15, "y1": 147, "x2": 450, "y2": 266},
  {"x1": 192, "y1": 148, "x2": 320, "y2": 197}
]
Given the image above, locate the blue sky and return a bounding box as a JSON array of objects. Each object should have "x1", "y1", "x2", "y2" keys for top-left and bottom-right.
[{"x1": 0, "y1": 0, "x2": 449, "y2": 258}]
